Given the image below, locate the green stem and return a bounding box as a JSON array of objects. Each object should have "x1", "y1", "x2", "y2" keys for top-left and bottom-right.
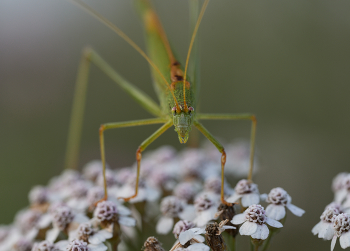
[{"x1": 231, "y1": 237, "x2": 236, "y2": 251}]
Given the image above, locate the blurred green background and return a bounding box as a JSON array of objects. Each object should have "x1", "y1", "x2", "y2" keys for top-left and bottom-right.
[{"x1": 1, "y1": 0, "x2": 350, "y2": 250}]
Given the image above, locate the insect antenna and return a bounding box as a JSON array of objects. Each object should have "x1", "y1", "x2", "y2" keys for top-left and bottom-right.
[
  {"x1": 68, "y1": 0, "x2": 181, "y2": 111},
  {"x1": 183, "y1": 0, "x2": 210, "y2": 112}
]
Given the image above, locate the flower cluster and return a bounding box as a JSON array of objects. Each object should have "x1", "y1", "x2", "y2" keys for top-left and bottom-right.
[
  {"x1": 312, "y1": 172, "x2": 350, "y2": 250},
  {"x1": 0, "y1": 142, "x2": 305, "y2": 251}
]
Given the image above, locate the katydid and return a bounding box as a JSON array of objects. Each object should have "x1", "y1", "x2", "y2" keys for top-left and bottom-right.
[{"x1": 65, "y1": 0, "x2": 256, "y2": 205}]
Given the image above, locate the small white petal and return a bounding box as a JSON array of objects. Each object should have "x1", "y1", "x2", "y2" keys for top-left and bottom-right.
[
  {"x1": 88, "y1": 242, "x2": 108, "y2": 251},
  {"x1": 74, "y1": 213, "x2": 90, "y2": 223},
  {"x1": 191, "y1": 228, "x2": 206, "y2": 235},
  {"x1": 318, "y1": 222, "x2": 334, "y2": 240},
  {"x1": 193, "y1": 234, "x2": 205, "y2": 243},
  {"x1": 241, "y1": 194, "x2": 260, "y2": 207},
  {"x1": 188, "y1": 243, "x2": 210, "y2": 251},
  {"x1": 331, "y1": 236, "x2": 337, "y2": 251},
  {"x1": 340, "y1": 231, "x2": 350, "y2": 249},
  {"x1": 46, "y1": 227, "x2": 60, "y2": 242},
  {"x1": 222, "y1": 225, "x2": 236, "y2": 230},
  {"x1": 239, "y1": 221, "x2": 258, "y2": 236},
  {"x1": 178, "y1": 205, "x2": 196, "y2": 221},
  {"x1": 251, "y1": 224, "x2": 269, "y2": 240},
  {"x1": 145, "y1": 187, "x2": 161, "y2": 202},
  {"x1": 179, "y1": 230, "x2": 196, "y2": 245},
  {"x1": 25, "y1": 228, "x2": 38, "y2": 240},
  {"x1": 55, "y1": 240, "x2": 69, "y2": 250},
  {"x1": 311, "y1": 221, "x2": 322, "y2": 235},
  {"x1": 265, "y1": 217, "x2": 283, "y2": 228},
  {"x1": 98, "y1": 229, "x2": 113, "y2": 239},
  {"x1": 260, "y1": 194, "x2": 268, "y2": 201},
  {"x1": 156, "y1": 216, "x2": 174, "y2": 234},
  {"x1": 69, "y1": 228, "x2": 79, "y2": 241},
  {"x1": 118, "y1": 216, "x2": 136, "y2": 227},
  {"x1": 226, "y1": 193, "x2": 242, "y2": 204},
  {"x1": 89, "y1": 234, "x2": 104, "y2": 245},
  {"x1": 286, "y1": 203, "x2": 305, "y2": 217},
  {"x1": 335, "y1": 189, "x2": 347, "y2": 203},
  {"x1": 37, "y1": 214, "x2": 52, "y2": 228},
  {"x1": 265, "y1": 204, "x2": 286, "y2": 221},
  {"x1": 116, "y1": 204, "x2": 131, "y2": 216},
  {"x1": 231, "y1": 213, "x2": 246, "y2": 225},
  {"x1": 193, "y1": 207, "x2": 218, "y2": 227}
]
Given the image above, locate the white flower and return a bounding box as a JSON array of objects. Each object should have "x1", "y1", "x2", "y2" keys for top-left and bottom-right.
[
  {"x1": 45, "y1": 205, "x2": 89, "y2": 242},
  {"x1": 332, "y1": 173, "x2": 350, "y2": 204},
  {"x1": 68, "y1": 222, "x2": 110, "y2": 251},
  {"x1": 312, "y1": 207, "x2": 339, "y2": 240},
  {"x1": 14, "y1": 209, "x2": 42, "y2": 240},
  {"x1": 263, "y1": 187, "x2": 305, "y2": 220},
  {"x1": 65, "y1": 239, "x2": 105, "y2": 251},
  {"x1": 170, "y1": 227, "x2": 208, "y2": 251},
  {"x1": 156, "y1": 196, "x2": 195, "y2": 234},
  {"x1": 32, "y1": 240, "x2": 69, "y2": 251},
  {"x1": 331, "y1": 213, "x2": 350, "y2": 251},
  {"x1": 66, "y1": 180, "x2": 93, "y2": 213},
  {"x1": 204, "y1": 177, "x2": 230, "y2": 195},
  {"x1": 231, "y1": 204, "x2": 282, "y2": 240},
  {"x1": 174, "y1": 182, "x2": 198, "y2": 203},
  {"x1": 193, "y1": 193, "x2": 219, "y2": 227},
  {"x1": 227, "y1": 179, "x2": 260, "y2": 207},
  {"x1": 93, "y1": 201, "x2": 136, "y2": 228}
]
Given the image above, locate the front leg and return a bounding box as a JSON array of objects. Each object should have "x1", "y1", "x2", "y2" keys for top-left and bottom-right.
[
  {"x1": 196, "y1": 113, "x2": 257, "y2": 180},
  {"x1": 99, "y1": 118, "x2": 173, "y2": 201},
  {"x1": 193, "y1": 120, "x2": 231, "y2": 206}
]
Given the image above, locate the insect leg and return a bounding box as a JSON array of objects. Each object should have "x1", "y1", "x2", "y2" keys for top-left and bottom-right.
[
  {"x1": 193, "y1": 120, "x2": 231, "y2": 206},
  {"x1": 116, "y1": 120, "x2": 173, "y2": 202},
  {"x1": 65, "y1": 47, "x2": 163, "y2": 170},
  {"x1": 196, "y1": 113, "x2": 257, "y2": 181},
  {"x1": 99, "y1": 118, "x2": 170, "y2": 200}
]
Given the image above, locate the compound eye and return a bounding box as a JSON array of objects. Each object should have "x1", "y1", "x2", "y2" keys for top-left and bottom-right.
[
  {"x1": 172, "y1": 107, "x2": 176, "y2": 115},
  {"x1": 188, "y1": 107, "x2": 194, "y2": 114}
]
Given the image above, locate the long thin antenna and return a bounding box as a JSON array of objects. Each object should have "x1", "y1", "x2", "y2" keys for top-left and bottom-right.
[
  {"x1": 183, "y1": 0, "x2": 209, "y2": 111},
  {"x1": 69, "y1": 0, "x2": 180, "y2": 110}
]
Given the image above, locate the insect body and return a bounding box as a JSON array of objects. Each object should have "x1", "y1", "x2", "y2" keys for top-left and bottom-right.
[{"x1": 65, "y1": 0, "x2": 256, "y2": 205}]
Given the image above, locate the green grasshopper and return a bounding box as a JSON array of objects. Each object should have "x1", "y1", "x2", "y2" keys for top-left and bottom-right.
[{"x1": 65, "y1": 0, "x2": 256, "y2": 205}]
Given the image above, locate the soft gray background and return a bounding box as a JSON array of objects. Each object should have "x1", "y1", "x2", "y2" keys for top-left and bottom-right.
[{"x1": 1, "y1": 0, "x2": 350, "y2": 250}]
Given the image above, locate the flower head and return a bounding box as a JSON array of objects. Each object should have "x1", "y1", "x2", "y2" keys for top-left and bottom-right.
[
  {"x1": 264, "y1": 187, "x2": 305, "y2": 220},
  {"x1": 173, "y1": 221, "x2": 196, "y2": 239},
  {"x1": 312, "y1": 207, "x2": 339, "y2": 240},
  {"x1": 231, "y1": 204, "x2": 283, "y2": 240},
  {"x1": 94, "y1": 201, "x2": 118, "y2": 225},
  {"x1": 331, "y1": 213, "x2": 350, "y2": 251},
  {"x1": 174, "y1": 182, "x2": 197, "y2": 203},
  {"x1": 193, "y1": 194, "x2": 219, "y2": 227},
  {"x1": 156, "y1": 196, "x2": 195, "y2": 234},
  {"x1": 227, "y1": 179, "x2": 260, "y2": 207},
  {"x1": 67, "y1": 239, "x2": 89, "y2": 251}
]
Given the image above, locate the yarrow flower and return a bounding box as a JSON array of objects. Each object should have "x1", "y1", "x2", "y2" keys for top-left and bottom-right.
[
  {"x1": 93, "y1": 200, "x2": 135, "y2": 229},
  {"x1": 312, "y1": 207, "x2": 339, "y2": 240},
  {"x1": 227, "y1": 179, "x2": 260, "y2": 207},
  {"x1": 231, "y1": 204, "x2": 283, "y2": 239},
  {"x1": 332, "y1": 173, "x2": 349, "y2": 203},
  {"x1": 156, "y1": 196, "x2": 195, "y2": 234},
  {"x1": 331, "y1": 213, "x2": 350, "y2": 251},
  {"x1": 193, "y1": 194, "x2": 219, "y2": 227},
  {"x1": 263, "y1": 187, "x2": 305, "y2": 220},
  {"x1": 45, "y1": 205, "x2": 89, "y2": 242},
  {"x1": 32, "y1": 240, "x2": 68, "y2": 251}
]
